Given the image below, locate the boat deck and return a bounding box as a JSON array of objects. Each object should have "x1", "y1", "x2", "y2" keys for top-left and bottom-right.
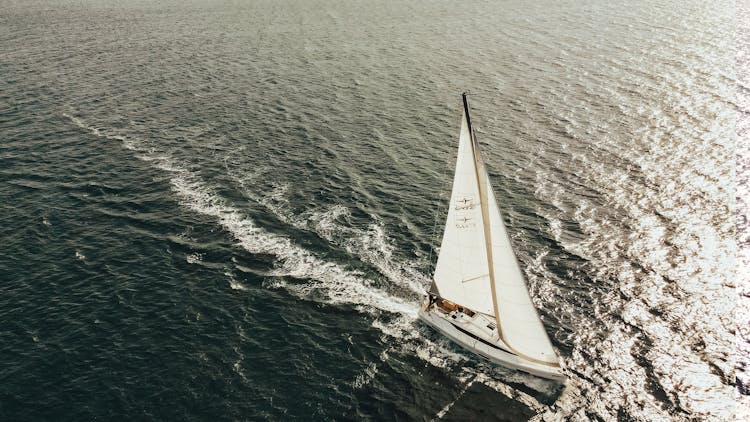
[{"x1": 419, "y1": 297, "x2": 566, "y2": 382}]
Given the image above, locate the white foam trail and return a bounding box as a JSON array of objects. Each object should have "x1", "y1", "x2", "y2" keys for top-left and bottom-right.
[
  {"x1": 270, "y1": 201, "x2": 430, "y2": 297},
  {"x1": 225, "y1": 158, "x2": 432, "y2": 298},
  {"x1": 309, "y1": 205, "x2": 429, "y2": 295},
  {"x1": 64, "y1": 113, "x2": 416, "y2": 318},
  {"x1": 300, "y1": 207, "x2": 429, "y2": 297},
  {"x1": 341, "y1": 222, "x2": 429, "y2": 296},
  {"x1": 63, "y1": 113, "x2": 88, "y2": 132},
  {"x1": 168, "y1": 166, "x2": 418, "y2": 316},
  {"x1": 64, "y1": 113, "x2": 137, "y2": 151}
]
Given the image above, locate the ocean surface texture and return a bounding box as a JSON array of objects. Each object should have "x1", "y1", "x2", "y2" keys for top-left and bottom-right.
[
  {"x1": 737, "y1": 0, "x2": 750, "y2": 419},
  {"x1": 0, "y1": 1, "x2": 735, "y2": 420}
]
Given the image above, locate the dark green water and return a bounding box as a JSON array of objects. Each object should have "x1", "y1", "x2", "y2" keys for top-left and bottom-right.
[{"x1": 1, "y1": 0, "x2": 735, "y2": 420}]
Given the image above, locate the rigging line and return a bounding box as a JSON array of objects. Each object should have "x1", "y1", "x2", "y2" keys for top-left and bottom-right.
[{"x1": 461, "y1": 273, "x2": 489, "y2": 283}]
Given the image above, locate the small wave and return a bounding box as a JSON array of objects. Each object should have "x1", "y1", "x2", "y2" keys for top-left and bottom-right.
[
  {"x1": 352, "y1": 360, "x2": 379, "y2": 389},
  {"x1": 224, "y1": 271, "x2": 249, "y2": 291},
  {"x1": 186, "y1": 252, "x2": 203, "y2": 264}
]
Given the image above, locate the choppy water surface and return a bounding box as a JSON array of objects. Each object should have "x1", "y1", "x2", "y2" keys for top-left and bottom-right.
[
  {"x1": 737, "y1": 1, "x2": 750, "y2": 419},
  {"x1": 0, "y1": 0, "x2": 735, "y2": 420}
]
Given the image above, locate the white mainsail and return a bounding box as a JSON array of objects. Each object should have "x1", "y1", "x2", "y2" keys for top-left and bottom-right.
[
  {"x1": 432, "y1": 109, "x2": 495, "y2": 316},
  {"x1": 432, "y1": 97, "x2": 558, "y2": 366}
]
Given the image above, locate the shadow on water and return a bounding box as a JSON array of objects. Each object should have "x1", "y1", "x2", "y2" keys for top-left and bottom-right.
[{"x1": 441, "y1": 380, "x2": 565, "y2": 421}]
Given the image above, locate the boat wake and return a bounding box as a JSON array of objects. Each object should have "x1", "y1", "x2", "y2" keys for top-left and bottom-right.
[
  {"x1": 225, "y1": 171, "x2": 430, "y2": 298},
  {"x1": 64, "y1": 113, "x2": 415, "y2": 316}
]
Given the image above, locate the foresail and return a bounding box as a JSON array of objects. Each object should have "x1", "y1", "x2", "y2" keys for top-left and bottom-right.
[
  {"x1": 432, "y1": 109, "x2": 494, "y2": 316},
  {"x1": 484, "y1": 171, "x2": 558, "y2": 365}
]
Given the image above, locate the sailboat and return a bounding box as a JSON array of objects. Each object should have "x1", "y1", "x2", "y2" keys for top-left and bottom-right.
[{"x1": 418, "y1": 93, "x2": 565, "y2": 382}]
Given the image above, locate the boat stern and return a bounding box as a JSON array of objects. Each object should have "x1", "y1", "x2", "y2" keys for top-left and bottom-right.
[{"x1": 417, "y1": 296, "x2": 567, "y2": 383}]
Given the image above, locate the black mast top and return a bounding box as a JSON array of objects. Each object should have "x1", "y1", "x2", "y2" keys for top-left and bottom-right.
[{"x1": 461, "y1": 92, "x2": 474, "y2": 135}]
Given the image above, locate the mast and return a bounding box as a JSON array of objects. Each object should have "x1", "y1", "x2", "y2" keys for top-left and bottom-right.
[{"x1": 462, "y1": 93, "x2": 503, "y2": 336}]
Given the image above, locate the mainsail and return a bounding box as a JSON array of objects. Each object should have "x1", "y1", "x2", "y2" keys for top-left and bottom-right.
[
  {"x1": 432, "y1": 94, "x2": 558, "y2": 366},
  {"x1": 432, "y1": 105, "x2": 494, "y2": 316}
]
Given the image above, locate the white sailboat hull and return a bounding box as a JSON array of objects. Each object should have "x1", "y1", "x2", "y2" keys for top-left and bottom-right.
[{"x1": 418, "y1": 303, "x2": 566, "y2": 382}]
